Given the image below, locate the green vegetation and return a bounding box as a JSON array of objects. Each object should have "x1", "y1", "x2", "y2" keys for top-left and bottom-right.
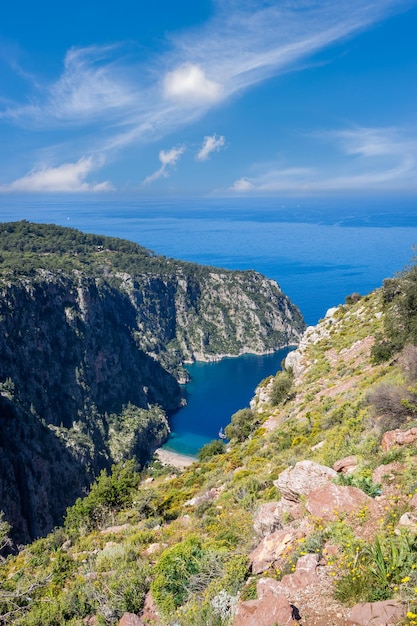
[{"x1": 5, "y1": 232, "x2": 417, "y2": 624}]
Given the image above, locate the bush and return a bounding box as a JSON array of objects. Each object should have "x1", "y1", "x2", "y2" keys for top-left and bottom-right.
[
  {"x1": 64, "y1": 460, "x2": 140, "y2": 535},
  {"x1": 225, "y1": 409, "x2": 258, "y2": 442},
  {"x1": 151, "y1": 536, "x2": 205, "y2": 615},
  {"x1": 367, "y1": 382, "x2": 415, "y2": 431},
  {"x1": 198, "y1": 440, "x2": 226, "y2": 461},
  {"x1": 270, "y1": 370, "x2": 294, "y2": 406}
]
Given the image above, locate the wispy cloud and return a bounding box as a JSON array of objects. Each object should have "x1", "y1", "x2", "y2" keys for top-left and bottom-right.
[
  {"x1": 0, "y1": 0, "x2": 413, "y2": 189},
  {"x1": 230, "y1": 126, "x2": 417, "y2": 194},
  {"x1": 0, "y1": 157, "x2": 113, "y2": 192},
  {"x1": 196, "y1": 134, "x2": 226, "y2": 161},
  {"x1": 142, "y1": 145, "x2": 186, "y2": 185}
]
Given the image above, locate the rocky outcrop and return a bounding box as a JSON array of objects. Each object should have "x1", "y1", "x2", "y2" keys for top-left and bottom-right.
[
  {"x1": 306, "y1": 484, "x2": 375, "y2": 521},
  {"x1": 347, "y1": 600, "x2": 405, "y2": 625},
  {"x1": 381, "y1": 427, "x2": 417, "y2": 451},
  {"x1": 249, "y1": 528, "x2": 303, "y2": 574},
  {"x1": 273, "y1": 460, "x2": 337, "y2": 502},
  {"x1": 234, "y1": 579, "x2": 294, "y2": 626}
]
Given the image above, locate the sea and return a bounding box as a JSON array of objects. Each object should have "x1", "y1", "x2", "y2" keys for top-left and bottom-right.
[{"x1": 1, "y1": 195, "x2": 417, "y2": 455}]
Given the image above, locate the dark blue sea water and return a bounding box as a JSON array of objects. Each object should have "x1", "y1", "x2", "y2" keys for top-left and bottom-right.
[{"x1": 1, "y1": 196, "x2": 416, "y2": 454}]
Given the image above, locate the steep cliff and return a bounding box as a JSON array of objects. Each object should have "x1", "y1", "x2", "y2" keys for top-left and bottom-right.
[
  {"x1": 6, "y1": 274, "x2": 417, "y2": 626},
  {"x1": 0, "y1": 221, "x2": 304, "y2": 542}
]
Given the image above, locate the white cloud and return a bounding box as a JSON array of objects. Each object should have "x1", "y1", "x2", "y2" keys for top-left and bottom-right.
[
  {"x1": 0, "y1": 157, "x2": 113, "y2": 192},
  {"x1": 163, "y1": 63, "x2": 223, "y2": 104},
  {"x1": 49, "y1": 46, "x2": 135, "y2": 121},
  {"x1": 230, "y1": 127, "x2": 417, "y2": 194},
  {"x1": 143, "y1": 145, "x2": 186, "y2": 185},
  {"x1": 231, "y1": 177, "x2": 254, "y2": 192},
  {"x1": 196, "y1": 134, "x2": 226, "y2": 161}
]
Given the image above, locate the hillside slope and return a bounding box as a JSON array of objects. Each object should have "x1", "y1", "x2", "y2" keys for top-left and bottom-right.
[
  {"x1": 3, "y1": 270, "x2": 417, "y2": 625},
  {"x1": 0, "y1": 221, "x2": 304, "y2": 544}
]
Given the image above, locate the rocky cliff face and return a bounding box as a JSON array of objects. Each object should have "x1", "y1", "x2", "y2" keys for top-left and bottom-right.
[{"x1": 0, "y1": 221, "x2": 304, "y2": 543}]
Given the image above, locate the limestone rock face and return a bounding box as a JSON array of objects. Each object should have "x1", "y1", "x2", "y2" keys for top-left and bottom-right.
[
  {"x1": 274, "y1": 460, "x2": 337, "y2": 503},
  {"x1": 306, "y1": 484, "x2": 374, "y2": 521},
  {"x1": 347, "y1": 600, "x2": 405, "y2": 625},
  {"x1": 0, "y1": 222, "x2": 305, "y2": 544}
]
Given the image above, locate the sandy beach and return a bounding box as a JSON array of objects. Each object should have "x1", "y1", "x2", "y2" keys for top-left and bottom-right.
[{"x1": 154, "y1": 448, "x2": 196, "y2": 469}]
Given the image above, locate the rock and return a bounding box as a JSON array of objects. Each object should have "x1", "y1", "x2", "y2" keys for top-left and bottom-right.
[
  {"x1": 396, "y1": 512, "x2": 417, "y2": 534},
  {"x1": 311, "y1": 440, "x2": 325, "y2": 451},
  {"x1": 141, "y1": 591, "x2": 159, "y2": 624},
  {"x1": 306, "y1": 483, "x2": 373, "y2": 521},
  {"x1": 325, "y1": 307, "x2": 339, "y2": 318},
  {"x1": 249, "y1": 528, "x2": 302, "y2": 575},
  {"x1": 333, "y1": 456, "x2": 357, "y2": 474},
  {"x1": 234, "y1": 580, "x2": 293, "y2": 626},
  {"x1": 279, "y1": 553, "x2": 318, "y2": 592},
  {"x1": 347, "y1": 600, "x2": 405, "y2": 625},
  {"x1": 381, "y1": 427, "x2": 417, "y2": 452},
  {"x1": 274, "y1": 460, "x2": 337, "y2": 503},
  {"x1": 100, "y1": 523, "x2": 130, "y2": 535},
  {"x1": 253, "y1": 500, "x2": 296, "y2": 537},
  {"x1": 372, "y1": 462, "x2": 404, "y2": 485},
  {"x1": 118, "y1": 614, "x2": 144, "y2": 626},
  {"x1": 144, "y1": 542, "x2": 168, "y2": 556}
]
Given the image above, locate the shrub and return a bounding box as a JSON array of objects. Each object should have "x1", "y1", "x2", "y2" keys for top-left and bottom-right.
[
  {"x1": 270, "y1": 370, "x2": 294, "y2": 406},
  {"x1": 224, "y1": 409, "x2": 258, "y2": 442},
  {"x1": 198, "y1": 440, "x2": 226, "y2": 461},
  {"x1": 151, "y1": 536, "x2": 205, "y2": 615},
  {"x1": 64, "y1": 460, "x2": 140, "y2": 535}
]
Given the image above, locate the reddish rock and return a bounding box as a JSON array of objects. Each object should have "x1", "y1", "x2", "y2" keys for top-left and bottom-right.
[
  {"x1": 333, "y1": 455, "x2": 357, "y2": 474},
  {"x1": 347, "y1": 600, "x2": 405, "y2": 625},
  {"x1": 306, "y1": 483, "x2": 373, "y2": 521},
  {"x1": 234, "y1": 591, "x2": 293, "y2": 626},
  {"x1": 381, "y1": 427, "x2": 417, "y2": 452},
  {"x1": 141, "y1": 591, "x2": 159, "y2": 624},
  {"x1": 372, "y1": 462, "x2": 404, "y2": 485},
  {"x1": 274, "y1": 460, "x2": 337, "y2": 503},
  {"x1": 119, "y1": 613, "x2": 144, "y2": 626},
  {"x1": 249, "y1": 528, "x2": 301, "y2": 575},
  {"x1": 279, "y1": 553, "x2": 318, "y2": 592}
]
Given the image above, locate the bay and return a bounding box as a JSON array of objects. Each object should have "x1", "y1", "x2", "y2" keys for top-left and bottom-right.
[
  {"x1": 165, "y1": 348, "x2": 293, "y2": 456},
  {"x1": 1, "y1": 196, "x2": 417, "y2": 455}
]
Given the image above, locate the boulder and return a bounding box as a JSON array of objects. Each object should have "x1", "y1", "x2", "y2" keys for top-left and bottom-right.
[
  {"x1": 234, "y1": 579, "x2": 293, "y2": 626},
  {"x1": 381, "y1": 427, "x2": 417, "y2": 452},
  {"x1": 253, "y1": 500, "x2": 296, "y2": 537},
  {"x1": 118, "y1": 614, "x2": 144, "y2": 626},
  {"x1": 279, "y1": 553, "x2": 318, "y2": 592},
  {"x1": 274, "y1": 460, "x2": 337, "y2": 503},
  {"x1": 333, "y1": 456, "x2": 358, "y2": 474},
  {"x1": 249, "y1": 528, "x2": 301, "y2": 575},
  {"x1": 372, "y1": 462, "x2": 404, "y2": 485},
  {"x1": 396, "y1": 511, "x2": 417, "y2": 534},
  {"x1": 306, "y1": 483, "x2": 373, "y2": 521},
  {"x1": 347, "y1": 600, "x2": 405, "y2": 625}
]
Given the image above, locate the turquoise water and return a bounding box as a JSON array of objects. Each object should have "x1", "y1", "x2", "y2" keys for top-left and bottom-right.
[{"x1": 1, "y1": 196, "x2": 416, "y2": 454}]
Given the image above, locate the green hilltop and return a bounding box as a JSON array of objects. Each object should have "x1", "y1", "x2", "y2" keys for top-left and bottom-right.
[{"x1": 2, "y1": 254, "x2": 417, "y2": 624}]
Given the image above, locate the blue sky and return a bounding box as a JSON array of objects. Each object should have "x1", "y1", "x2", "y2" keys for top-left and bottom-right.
[{"x1": 1, "y1": 0, "x2": 417, "y2": 197}]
